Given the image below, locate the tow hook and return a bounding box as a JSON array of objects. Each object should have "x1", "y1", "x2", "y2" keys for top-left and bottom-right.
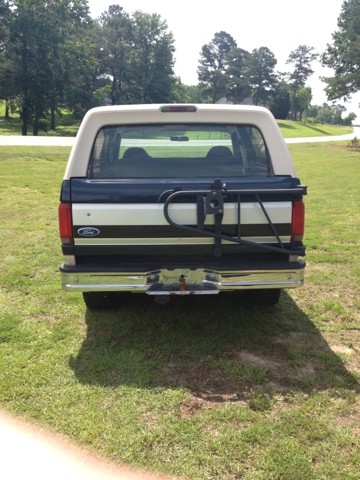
[{"x1": 179, "y1": 275, "x2": 186, "y2": 291}]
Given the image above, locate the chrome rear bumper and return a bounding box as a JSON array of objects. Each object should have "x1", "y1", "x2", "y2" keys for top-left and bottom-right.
[{"x1": 60, "y1": 262, "x2": 305, "y2": 294}]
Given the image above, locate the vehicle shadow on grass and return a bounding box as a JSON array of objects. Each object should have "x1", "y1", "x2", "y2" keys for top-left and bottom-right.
[{"x1": 70, "y1": 291, "x2": 359, "y2": 404}]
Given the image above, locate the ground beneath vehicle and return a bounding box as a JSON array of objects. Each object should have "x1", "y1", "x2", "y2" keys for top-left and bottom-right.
[{"x1": 59, "y1": 105, "x2": 306, "y2": 308}]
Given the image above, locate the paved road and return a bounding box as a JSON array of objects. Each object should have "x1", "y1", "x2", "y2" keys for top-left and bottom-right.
[{"x1": 0, "y1": 127, "x2": 359, "y2": 146}]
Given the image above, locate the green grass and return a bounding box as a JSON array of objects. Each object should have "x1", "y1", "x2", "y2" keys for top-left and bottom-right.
[
  {"x1": 1, "y1": 143, "x2": 360, "y2": 478},
  {"x1": 0, "y1": 103, "x2": 79, "y2": 137},
  {"x1": 277, "y1": 120, "x2": 353, "y2": 138}
]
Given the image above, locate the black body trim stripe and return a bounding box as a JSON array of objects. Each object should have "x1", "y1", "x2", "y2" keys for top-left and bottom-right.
[
  {"x1": 73, "y1": 244, "x2": 295, "y2": 256},
  {"x1": 62, "y1": 245, "x2": 75, "y2": 255},
  {"x1": 75, "y1": 251, "x2": 300, "y2": 267},
  {"x1": 73, "y1": 224, "x2": 291, "y2": 238},
  {"x1": 69, "y1": 177, "x2": 303, "y2": 204},
  {"x1": 61, "y1": 259, "x2": 306, "y2": 274}
]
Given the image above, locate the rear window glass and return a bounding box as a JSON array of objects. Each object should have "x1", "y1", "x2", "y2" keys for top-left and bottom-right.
[{"x1": 87, "y1": 123, "x2": 273, "y2": 178}]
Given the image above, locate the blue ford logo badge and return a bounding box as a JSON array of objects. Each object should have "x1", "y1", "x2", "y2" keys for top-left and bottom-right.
[{"x1": 78, "y1": 227, "x2": 100, "y2": 237}]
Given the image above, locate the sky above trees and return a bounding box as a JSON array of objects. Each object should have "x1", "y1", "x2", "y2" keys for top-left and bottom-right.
[{"x1": 87, "y1": 0, "x2": 360, "y2": 115}]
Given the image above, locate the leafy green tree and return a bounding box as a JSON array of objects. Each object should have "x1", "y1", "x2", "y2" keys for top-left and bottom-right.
[
  {"x1": 169, "y1": 77, "x2": 193, "y2": 103},
  {"x1": 286, "y1": 45, "x2": 318, "y2": 120},
  {"x1": 307, "y1": 105, "x2": 320, "y2": 118},
  {"x1": 315, "y1": 103, "x2": 350, "y2": 125},
  {"x1": 322, "y1": 0, "x2": 360, "y2": 101},
  {"x1": 4, "y1": 0, "x2": 92, "y2": 135},
  {"x1": 249, "y1": 47, "x2": 277, "y2": 106},
  {"x1": 96, "y1": 5, "x2": 133, "y2": 105},
  {"x1": 197, "y1": 31, "x2": 237, "y2": 103},
  {"x1": 268, "y1": 81, "x2": 291, "y2": 120},
  {"x1": 291, "y1": 86, "x2": 312, "y2": 122},
  {"x1": 330, "y1": 103, "x2": 346, "y2": 125},
  {"x1": 224, "y1": 48, "x2": 252, "y2": 104},
  {"x1": 316, "y1": 107, "x2": 334, "y2": 125},
  {"x1": 0, "y1": 0, "x2": 14, "y2": 119},
  {"x1": 63, "y1": 36, "x2": 102, "y2": 121},
  {"x1": 0, "y1": 0, "x2": 11, "y2": 51},
  {"x1": 343, "y1": 112, "x2": 357, "y2": 126},
  {"x1": 181, "y1": 84, "x2": 204, "y2": 103},
  {"x1": 131, "y1": 11, "x2": 175, "y2": 103}
]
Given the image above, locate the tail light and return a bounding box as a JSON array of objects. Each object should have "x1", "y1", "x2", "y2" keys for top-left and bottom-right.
[
  {"x1": 59, "y1": 203, "x2": 73, "y2": 245},
  {"x1": 291, "y1": 200, "x2": 305, "y2": 242}
]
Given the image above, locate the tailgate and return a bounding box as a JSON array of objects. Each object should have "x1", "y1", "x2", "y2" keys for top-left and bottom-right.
[{"x1": 69, "y1": 177, "x2": 306, "y2": 259}]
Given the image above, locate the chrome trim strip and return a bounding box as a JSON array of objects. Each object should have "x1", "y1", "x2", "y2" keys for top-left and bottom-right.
[
  {"x1": 147, "y1": 290, "x2": 219, "y2": 296},
  {"x1": 74, "y1": 236, "x2": 291, "y2": 245}
]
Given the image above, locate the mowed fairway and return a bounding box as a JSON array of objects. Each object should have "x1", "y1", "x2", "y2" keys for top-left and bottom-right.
[{"x1": 0, "y1": 143, "x2": 360, "y2": 479}]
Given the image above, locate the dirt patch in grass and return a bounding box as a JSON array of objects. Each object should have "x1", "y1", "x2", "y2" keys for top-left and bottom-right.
[
  {"x1": 166, "y1": 348, "x2": 309, "y2": 405},
  {"x1": 331, "y1": 344, "x2": 355, "y2": 355},
  {"x1": 229, "y1": 351, "x2": 281, "y2": 371},
  {"x1": 344, "y1": 356, "x2": 360, "y2": 376},
  {"x1": 332, "y1": 399, "x2": 360, "y2": 435},
  {"x1": 164, "y1": 329, "x2": 360, "y2": 407},
  {"x1": 193, "y1": 391, "x2": 249, "y2": 406},
  {"x1": 180, "y1": 398, "x2": 203, "y2": 418},
  {"x1": 295, "y1": 264, "x2": 360, "y2": 321},
  {"x1": 275, "y1": 331, "x2": 315, "y2": 348},
  {"x1": 165, "y1": 357, "x2": 273, "y2": 406},
  {"x1": 320, "y1": 144, "x2": 360, "y2": 153},
  {"x1": 296, "y1": 362, "x2": 316, "y2": 378},
  {"x1": 345, "y1": 146, "x2": 360, "y2": 151},
  {"x1": 164, "y1": 363, "x2": 214, "y2": 389},
  {"x1": 261, "y1": 381, "x2": 288, "y2": 392}
]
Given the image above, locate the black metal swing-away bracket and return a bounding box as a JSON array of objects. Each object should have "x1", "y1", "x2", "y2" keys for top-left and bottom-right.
[{"x1": 163, "y1": 178, "x2": 307, "y2": 258}]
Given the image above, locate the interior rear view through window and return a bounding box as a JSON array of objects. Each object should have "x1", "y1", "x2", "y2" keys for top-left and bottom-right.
[{"x1": 88, "y1": 123, "x2": 273, "y2": 178}]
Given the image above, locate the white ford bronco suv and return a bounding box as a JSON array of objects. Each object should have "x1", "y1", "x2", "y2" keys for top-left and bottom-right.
[{"x1": 59, "y1": 104, "x2": 306, "y2": 309}]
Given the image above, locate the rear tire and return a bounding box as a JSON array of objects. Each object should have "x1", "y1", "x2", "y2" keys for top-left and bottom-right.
[
  {"x1": 246, "y1": 288, "x2": 281, "y2": 306},
  {"x1": 83, "y1": 291, "x2": 117, "y2": 309}
]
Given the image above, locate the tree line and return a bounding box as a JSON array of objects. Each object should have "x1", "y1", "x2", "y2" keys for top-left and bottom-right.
[
  {"x1": 0, "y1": 0, "x2": 359, "y2": 135},
  {"x1": 0, "y1": 0, "x2": 178, "y2": 135},
  {"x1": 195, "y1": 32, "x2": 317, "y2": 122}
]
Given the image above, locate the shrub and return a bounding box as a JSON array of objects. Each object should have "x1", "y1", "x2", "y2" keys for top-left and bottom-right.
[{"x1": 348, "y1": 136, "x2": 359, "y2": 148}]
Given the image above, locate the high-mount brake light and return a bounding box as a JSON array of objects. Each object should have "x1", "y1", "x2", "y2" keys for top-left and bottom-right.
[
  {"x1": 291, "y1": 200, "x2": 305, "y2": 242},
  {"x1": 161, "y1": 106, "x2": 197, "y2": 113},
  {"x1": 59, "y1": 203, "x2": 73, "y2": 245}
]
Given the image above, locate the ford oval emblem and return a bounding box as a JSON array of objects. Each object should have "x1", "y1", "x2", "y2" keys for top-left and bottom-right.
[{"x1": 77, "y1": 227, "x2": 100, "y2": 237}]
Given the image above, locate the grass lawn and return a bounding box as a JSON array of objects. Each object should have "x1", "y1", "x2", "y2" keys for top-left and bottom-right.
[
  {"x1": 0, "y1": 103, "x2": 79, "y2": 137},
  {"x1": 0, "y1": 143, "x2": 360, "y2": 478},
  {"x1": 0, "y1": 102, "x2": 354, "y2": 139},
  {"x1": 277, "y1": 120, "x2": 353, "y2": 138}
]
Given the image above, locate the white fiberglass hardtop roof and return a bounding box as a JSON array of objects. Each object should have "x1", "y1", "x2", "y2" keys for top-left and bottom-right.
[{"x1": 64, "y1": 104, "x2": 297, "y2": 179}]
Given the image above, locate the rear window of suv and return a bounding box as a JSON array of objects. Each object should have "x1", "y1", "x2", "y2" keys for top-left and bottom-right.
[{"x1": 87, "y1": 123, "x2": 273, "y2": 178}]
